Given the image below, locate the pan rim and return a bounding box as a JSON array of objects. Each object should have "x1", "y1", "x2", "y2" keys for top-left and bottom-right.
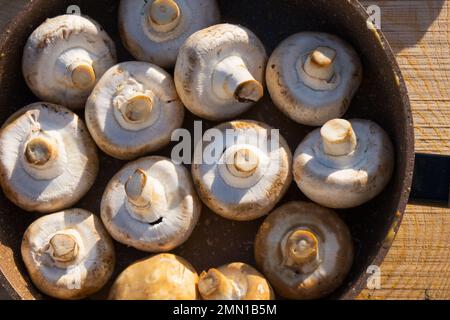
[
  {"x1": 0, "y1": 0, "x2": 415, "y2": 300},
  {"x1": 338, "y1": 0, "x2": 415, "y2": 300}
]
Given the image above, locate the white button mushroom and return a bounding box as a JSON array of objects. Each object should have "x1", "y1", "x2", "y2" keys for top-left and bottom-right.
[
  {"x1": 0, "y1": 103, "x2": 99, "y2": 213},
  {"x1": 254, "y1": 201, "x2": 354, "y2": 300},
  {"x1": 293, "y1": 119, "x2": 394, "y2": 208},
  {"x1": 119, "y1": 0, "x2": 220, "y2": 68},
  {"x1": 266, "y1": 32, "x2": 363, "y2": 126},
  {"x1": 198, "y1": 262, "x2": 274, "y2": 300},
  {"x1": 192, "y1": 120, "x2": 292, "y2": 221},
  {"x1": 175, "y1": 24, "x2": 267, "y2": 121},
  {"x1": 22, "y1": 15, "x2": 117, "y2": 110},
  {"x1": 85, "y1": 61, "x2": 184, "y2": 160},
  {"x1": 109, "y1": 253, "x2": 198, "y2": 300},
  {"x1": 101, "y1": 156, "x2": 201, "y2": 252},
  {"x1": 21, "y1": 209, "x2": 115, "y2": 300}
]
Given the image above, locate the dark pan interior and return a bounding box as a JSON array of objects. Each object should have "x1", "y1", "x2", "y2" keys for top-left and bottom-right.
[{"x1": 0, "y1": 0, "x2": 414, "y2": 299}]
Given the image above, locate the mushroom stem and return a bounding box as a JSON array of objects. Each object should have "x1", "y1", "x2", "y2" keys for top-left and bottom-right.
[
  {"x1": 126, "y1": 169, "x2": 153, "y2": 208},
  {"x1": 321, "y1": 119, "x2": 357, "y2": 156},
  {"x1": 148, "y1": 0, "x2": 181, "y2": 33},
  {"x1": 227, "y1": 148, "x2": 259, "y2": 178},
  {"x1": 48, "y1": 232, "x2": 79, "y2": 263},
  {"x1": 125, "y1": 169, "x2": 162, "y2": 223},
  {"x1": 303, "y1": 47, "x2": 336, "y2": 81},
  {"x1": 25, "y1": 137, "x2": 56, "y2": 166},
  {"x1": 198, "y1": 268, "x2": 236, "y2": 299},
  {"x1": 71, "y1": 63, "x2": 96, "y2": 89},
  {"x1": 282, "y1": 229, "x2": 320, "y2": 273},
  {"x1": 122, "y1": 94, "x2": 154, "y2": 124},
  {"x1": 212, "y1": 56, "x2": 264, "y2": 103}
]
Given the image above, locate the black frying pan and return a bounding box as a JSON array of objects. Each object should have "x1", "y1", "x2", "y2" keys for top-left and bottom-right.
[{"x1": 0, "y1": 0, "x2": 447, "y2": 300}]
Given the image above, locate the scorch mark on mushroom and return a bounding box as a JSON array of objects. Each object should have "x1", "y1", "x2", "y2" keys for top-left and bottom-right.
[
  {"x1": 0, "y1": 103, "x2": 99, "y2": 213},
  {"x1": 198, "y1": 262, "x2": 274, "y2": 300},
  {"x1": 175, "y1": 24, "x2": 267, "y2": 121},
  {"x1": 22, "y1": 15, "x2": 117, "y2": 110},
  {"x1": 119, "y1": 0, "x2": 220, "y2": 68},
  {"x1": 21, "y1": 209, "x2": 115, "y2": 300},
  {"x1": 192, "y1": 120, "x2": 292, "y2": 221},
  {"x1": 293, "y1": 119, "x2": 394, "y2": 209},
  {"x1": 254, "y1": 201, "x2": 354, "y2": 300},
  {"x1": 266, "y1": 32, "x2": 362, "y2": 126},
  {"x1": 101, "y1": 156, "x2": 201, "y2": 252},
  {"x1": 85, "y1": 61, "x2": 184, "y2": 160},
  {"x1": 109, "y1": 253, "x2": 199, "y2": 300}
]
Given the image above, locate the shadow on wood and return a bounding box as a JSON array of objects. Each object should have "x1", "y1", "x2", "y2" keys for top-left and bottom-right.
[{"x1": 360, "y1": 0, "x2": 445, "y2": 53}]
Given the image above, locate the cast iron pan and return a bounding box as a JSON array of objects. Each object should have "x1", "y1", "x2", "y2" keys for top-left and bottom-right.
[{"x1": 0, "y1": 0, "x2": 445, "y2": 300}]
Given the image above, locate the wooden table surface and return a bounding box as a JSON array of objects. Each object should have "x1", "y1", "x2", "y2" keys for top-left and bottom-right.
[{"x1": 0, "y1": 0, "x2": 449, "y2": 300}]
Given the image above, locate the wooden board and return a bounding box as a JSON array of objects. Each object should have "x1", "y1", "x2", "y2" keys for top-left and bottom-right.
[
  {"x1": 358, "y1": 0, "x2": 450, "y2": 300},
  {"x1": 0, "y1": 0, "x2": 448, "y2": 300}
]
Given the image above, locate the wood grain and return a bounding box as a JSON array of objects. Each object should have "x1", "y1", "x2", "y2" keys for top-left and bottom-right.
[
  {"x1": 358, "y1": 0, "x2": 450, "y2": 300},
  {"x1": 0, "y1": 0, "x2": 448, "y2": 300}
]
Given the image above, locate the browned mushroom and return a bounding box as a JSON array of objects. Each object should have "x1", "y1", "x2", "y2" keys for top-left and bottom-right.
[
  {"x1": 109, "y1": 253, "x2": 199, "y2": 300},
  {"x1": 254, "y1": 201, "x2": 354, "y2": 299},
  {"x1": 198, "y1": 262, "x2": 274, "y2": 300}
]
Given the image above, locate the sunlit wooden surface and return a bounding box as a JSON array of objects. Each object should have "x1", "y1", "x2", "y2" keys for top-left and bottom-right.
[
  {"x1": 0, "y1": 0, "x2": 449, "y2": 300},
  {"x1": 358, "y1": 0, "x2": 450, "y2": 300}
]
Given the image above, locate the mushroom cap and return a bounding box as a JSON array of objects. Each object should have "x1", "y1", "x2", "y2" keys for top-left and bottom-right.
[
  {"x1": 175, "y1": 23, "x2": 267, "y2": 121},
  {"x1": 119, "y1": 0, "x2": 220, "y2": 68},
  {"x1": 198, "y1": 262, "x2": 274, "y2": 300},
  {"x1": 85, "y1": 61, "x2": 184, "y2": 160},
  {"x1": 192, "y1": 120, "x2": 292, "y2": 221},
  {"x1": 293, "y1": 119, "x2": 394, "y2": 208},
  {"x1": 254, "y1": 201, "x2": 354, "y2": 300},
  {"x1": 0, "y1": 103, "x2": 99, "y2": 213},
  {"x1": 109, "y1": 253, "x2": 198, "y2": 300},
  {"x1": 21, "y1": 209, "x2": 115, "y2": 300},
  {"x1": 22, "y1": 15, "x2": 117, "y2": 110},
  {"x1": 101, "y1": 156, "x2": 201, "y2": 252},
  {"x1": 266, "y1": 32, "x2": 362, "y2": 126}
]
